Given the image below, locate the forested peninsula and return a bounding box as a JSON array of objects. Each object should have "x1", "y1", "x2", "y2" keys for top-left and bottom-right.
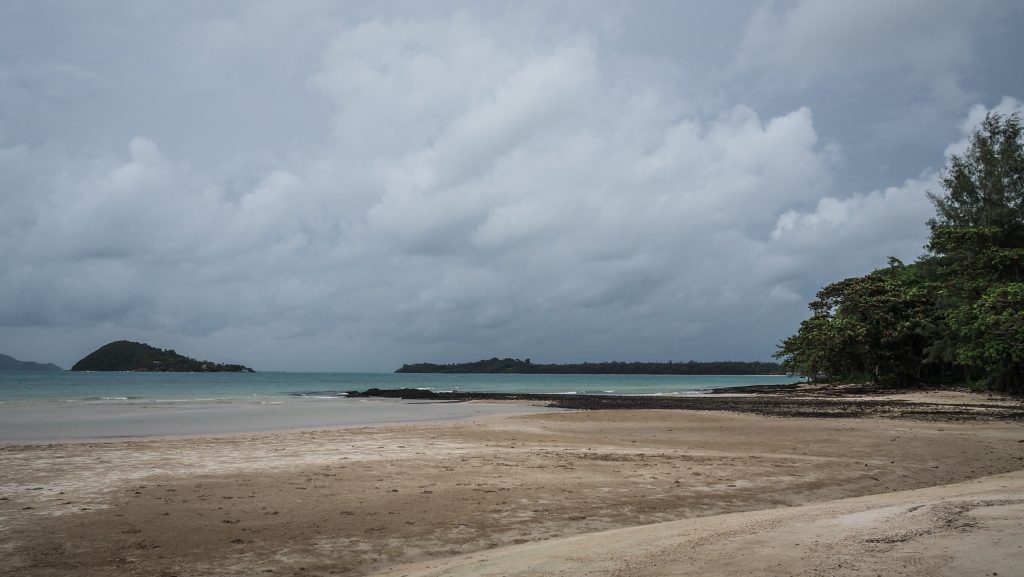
[
  {"x1": 396, "y1": 358, "x2": 784, "y2": 375},
  {"x1": 71, "y1": 341, "x2": 253, "y2": 372},
  {"x1": 0, "y1": 353, "x2": 63, "y2": 372},
  {"x1": 776, "y1": 113, "x2": 1024, "y2": 394}
]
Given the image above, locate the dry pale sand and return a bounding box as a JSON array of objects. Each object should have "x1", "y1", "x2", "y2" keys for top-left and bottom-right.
[
  {"x1": 370, "y1": 471, "x2": 1024, "y2": 577},
  {"x1": 1, "y1": 395, "x2": 1022, "y2": 576}
]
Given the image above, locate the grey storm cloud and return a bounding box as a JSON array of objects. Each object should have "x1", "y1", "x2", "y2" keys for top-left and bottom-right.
[{"x1": 1, "y1": 1, "x2": 1022, "y2": 370}]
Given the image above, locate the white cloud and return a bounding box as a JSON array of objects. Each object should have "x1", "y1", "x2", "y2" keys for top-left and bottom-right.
[
  {"x1": 946, "y1": 96, "x2": 1024, "y2": 156},
  {"x1": 734, "y1": 0, "x2": 992, "y2": 85},
  {"x1": 0, "y1": 13, "x2": 848, "y2": 368},
  {"x1": 0, "y1": 5, "x2": 1021, "y2": 370},
  {"x1": 769, "y1": 175, "x2": 936, "y2": 281},
  {"x1": 765, "y1": 96, "x2": 1024, "y2": 300}
]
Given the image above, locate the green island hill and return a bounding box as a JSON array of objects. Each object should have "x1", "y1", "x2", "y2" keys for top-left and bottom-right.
[{"x1": 71, "y1": 340, "x2": 253, "y2": 372}]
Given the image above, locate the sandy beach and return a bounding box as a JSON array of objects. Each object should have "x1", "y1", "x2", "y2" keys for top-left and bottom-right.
[{"x1": 2, "y1": 391, "x2": 1022, "y2": 576}]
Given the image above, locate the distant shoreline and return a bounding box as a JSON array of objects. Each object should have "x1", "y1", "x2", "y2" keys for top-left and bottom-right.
[{"x1": 396, "y1": 357, "x2": 785, "y2": 375}]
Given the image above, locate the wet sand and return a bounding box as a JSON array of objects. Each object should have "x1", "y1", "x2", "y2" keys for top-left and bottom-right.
[
  {"x1": 1, "y1": 391, "x2": 1022, "y2": 576},
  {"x1": 0, "y1": 397, "x2": 557, "y2": 442}
]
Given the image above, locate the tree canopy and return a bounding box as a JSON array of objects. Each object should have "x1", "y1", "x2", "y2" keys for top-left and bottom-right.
[{"x1": 776, "y1": 112, "x2": 1024, "y2": 393}]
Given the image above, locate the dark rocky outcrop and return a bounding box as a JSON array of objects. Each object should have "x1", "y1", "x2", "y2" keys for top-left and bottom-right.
[{"x1": 345, "y1": 387, "x2": 1024, "y2": 421}]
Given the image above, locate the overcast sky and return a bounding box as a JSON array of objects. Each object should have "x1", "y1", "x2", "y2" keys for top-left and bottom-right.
[{"x1": 2, "y1": 1, "x2": 1023, "y2": 371}]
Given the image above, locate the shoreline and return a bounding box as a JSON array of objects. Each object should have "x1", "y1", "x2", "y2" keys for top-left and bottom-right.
[
  {"x1": 0, "y1": 396, "x2": 560, "y2": 444},
  {"x1": 4, "y1": 384, "x2": 1019, "y2": 445},
  {"x1": 3, "y1": 389, "x2": 1022, "y2": 576}
]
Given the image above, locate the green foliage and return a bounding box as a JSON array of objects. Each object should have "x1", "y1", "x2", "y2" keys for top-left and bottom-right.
[
  {"x1": 396, "y1": 358, "x2": 784, "y2": 375},
  {"x1": 946, "y1": 283, "x2": 1024, "y2": 387},
  {"x1": 71, "y1": 340, "x2": 253, "y2": 372},
  {"x1": 778, "y1": 112, "x2": 1024, "y2": 393},
  {"x1": 775, "y1": 263, "x2": 940, "y2": 386},
  {"x1": 928, "y1": 112, "x2": 1024, "y2": 246}
]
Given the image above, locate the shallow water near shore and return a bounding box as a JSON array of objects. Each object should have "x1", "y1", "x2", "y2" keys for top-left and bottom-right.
[
  {"x1": 0, "y1": 370, "x2": 793, "y2": 402},
  {"x1": 0, "y1": 371, "x2": 794, "y2": 441}
]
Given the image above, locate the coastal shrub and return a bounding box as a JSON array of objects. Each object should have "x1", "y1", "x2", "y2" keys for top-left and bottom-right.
[{"x1": 777, "y1": 112, "x2": 1024, "y2": 393}]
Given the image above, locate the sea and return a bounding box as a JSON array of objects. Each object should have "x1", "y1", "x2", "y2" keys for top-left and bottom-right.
[
  {"x1": 0, "y1": 371, "x2": 796, "y2": 401},
  {"x1": 0, "y1": 371, "x2": 795, "y2": 442}
]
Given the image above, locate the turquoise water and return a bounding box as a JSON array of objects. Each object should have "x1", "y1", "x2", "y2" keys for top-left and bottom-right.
[
  {"x1": 0, "y1": 371, "x2": 797, "y2": 441},
  {"x1": 0, "y1": 371, "x2": 795, "y2": 402}
]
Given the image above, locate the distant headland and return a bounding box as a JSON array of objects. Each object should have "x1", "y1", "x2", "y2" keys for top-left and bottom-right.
[
  {"x1": 71, "y1": 341, "x2": 254, "y2": 372},
  {"x1": 0, "y1": 353, "x2": 63, "y2": 372},
  {"x1": 395, "y1": 357, "x2": 784, "y2": 375}
]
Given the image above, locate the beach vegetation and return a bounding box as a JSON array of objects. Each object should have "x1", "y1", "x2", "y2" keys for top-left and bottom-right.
[{"x1": 776, "y1": 112, "x2": 1024, "y2": 393}]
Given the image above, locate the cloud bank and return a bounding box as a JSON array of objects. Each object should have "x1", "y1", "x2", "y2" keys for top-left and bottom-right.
[{"x1": 0, "y1": 4, "x2": 1021, "y2": 370}]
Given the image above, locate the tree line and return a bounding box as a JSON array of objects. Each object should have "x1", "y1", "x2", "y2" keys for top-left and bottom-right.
[
  {"x1": 396, "y1": 358, "x2": 784, "y2": 375},
  {"x1": 775, "y1": 112, "x2": 1024, "y2": 393}
]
